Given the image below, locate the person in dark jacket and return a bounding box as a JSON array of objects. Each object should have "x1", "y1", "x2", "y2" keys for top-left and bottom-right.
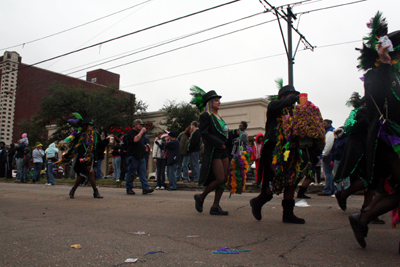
[
  {"x1": 14, "y1": 141, "x2": 26, "y2": 182},
  {"x1": 124, "y1": 119, "x2": 154, "y2": 195},
  {"x1": 6, "y1": 143, "x2": 15, "y2": 179},
  {"x1": 111, "y1": 133, "x2": 123, "y2": 181},
  {"x1": 331, "y1": 127, "x2": 349, "y2": 192},
  {"x1": 164, "y1": 130, "x2": 181, "y2": 190},
  {"x1": 177, "y1": 127, "x2": 191, "y2": 182},
  {"x1": 21, "y1": 147, "x2": 31, "y2": 183},
  {"x1": 93, "y1": 135, "x2": 111, "y2": 180},
  {"x1": 190, "y1": 88, "x2": 239, "y2": 216},
  {"x1": 348, "y1": 18, "x2": 400, "y2": 249},
  {"x1": 0, "y1": 142, "x2": 7, "y2": 178},
  {"x1": 188, "y1": 121, "x2": 201, "y2": 182},
  {"x1": 250, "y1": 85, "x2": 306, "y2": 224}
]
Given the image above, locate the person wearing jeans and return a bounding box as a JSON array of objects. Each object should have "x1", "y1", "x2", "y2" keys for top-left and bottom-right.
[
  {"x1": 21, "y1": 147, "x2": 31, "y2": 183},
  {"x1": 124, "y1": 119, "x2": 153, "y2": 195},
  {"x1": 45, "y1": 143, "x2": 59, "y2": 186},
  {"x1": 125, "y1": 156, "x2": 150, "y2": 192},
  {"x1": 177, "y1": 127, "x2": 191, "y2": 182},
  {"x1": 153, "y1": 132, "x2": 167, "y2": 189},
  {"x1": 164, "y1": 130, "x2": 181, "y2": 190},
  {"x1": 32, "y1": 142, "x2": 45, "y2": 183},
  {"x1": 188, "y1": 121, "x2": 201, "y2": 182},
  {"x1": 14, "y1": 143, "x2": 25, "y2": 182},
  {"x1": 46, "y1": 159, "x2": 56, "y2": 185},
  {"x1": 318, "y1": 119, "x2": 335, "y2": 196}
]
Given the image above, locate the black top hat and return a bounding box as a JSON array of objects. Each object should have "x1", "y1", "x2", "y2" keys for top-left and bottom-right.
[
  {"x1": 278, "y1": 85, "x2": 300, "y2": 99},
  {"x1": 82, "y1": 118, "x2": 94, "y2": 126},
  {"x1": 203, "y1": 90, "x2": 222, "y2": 105}
]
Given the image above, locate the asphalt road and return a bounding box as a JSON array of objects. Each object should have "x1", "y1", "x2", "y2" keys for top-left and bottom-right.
[{"x1": 1, "y1": 183, "x2": 399, "y2": 267}]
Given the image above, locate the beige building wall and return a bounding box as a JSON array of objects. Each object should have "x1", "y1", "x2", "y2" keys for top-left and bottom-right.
[{"x1": 44, "y1": 98, "x2": 269, "y2": 178}]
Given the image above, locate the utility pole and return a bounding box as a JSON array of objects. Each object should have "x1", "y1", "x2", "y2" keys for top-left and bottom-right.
[
  {"x1": 287, "y1": 7, "x2": 294, "y2": 86},
  {"x1": 261, "y1": 1, "x2": 314, "y2": 87}
]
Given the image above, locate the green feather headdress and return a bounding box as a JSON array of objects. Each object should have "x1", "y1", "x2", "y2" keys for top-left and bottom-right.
[
  {"x1": 356, "y1": 11, "x2": 400, "y2": 71},
  {"x1": 266, "y1": 77, "x2": 282, "y2": 101},
  {"x1": 190, "y1": 85, "x2": 207, "y2": 112}
]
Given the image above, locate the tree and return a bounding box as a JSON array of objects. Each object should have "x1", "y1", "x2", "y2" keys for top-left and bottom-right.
[
  {"x1": 159, "y1": 100, "x2": 200, "y2": 134},
  {"x1": 19, "y1": 83, "x2": 147, "y2": 144}
]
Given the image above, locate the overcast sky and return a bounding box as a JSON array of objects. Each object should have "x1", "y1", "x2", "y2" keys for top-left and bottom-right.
[{"x1": 1, "y1": 0, "x2": 399, "y2": 128}]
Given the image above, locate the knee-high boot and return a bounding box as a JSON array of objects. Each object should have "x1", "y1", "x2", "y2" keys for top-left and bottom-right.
[
  {"x1": 93, "y1": 188, "x2": 103, "y2": 198},
  {"x1": 282, "y1": 199, "x2": 305, "y2": 224},
  {"x1": 69, "y1": 187, "x2": 77, "y2": 199},
  {"x1": 250, "y1": 193, "x2": 273, "y2": 221}
]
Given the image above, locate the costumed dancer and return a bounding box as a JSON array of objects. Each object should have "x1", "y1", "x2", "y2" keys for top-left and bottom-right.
[
  {"x1": 349, "y1": 12, "x2": 400, "y2": 249},
  {"x1": 57, "y1": 113, "x2": 106, "y2": 199},
  {"x1": 334, "y1": 93, "x2": 385, "y2": 224},
  {"x1": 250, "y1": 80, "x2": 324, "y2": 224},
  {"x1": 190, "y1": 86, "x2": 239, "y2": 216}
]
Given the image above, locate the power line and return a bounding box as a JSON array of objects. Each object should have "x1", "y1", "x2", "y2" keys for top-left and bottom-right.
[
  {"x1": 122, "y1": 53, "x2": 286, "y2": 88},
  {"x1": 0, "y1": 0, "x2": 152, "y2": 51},
  {"x1": 75, "y1": 18, "x2": 278, "y2": 78},
  {"x1": 0, "y1": 0, "x2": 241, "y2": 77},
  {"x1": 296, "y1": 0, "x2": 367, "y2": 15},
  {"x1": 65, "y1": 11, "x2": 267, "y2": 76},
  {"x1": 46, "y1": 0, "x2": 153, "y2": 69},
  {"x1": 120, "y1": 39, "x2": 361, "y2": 89}
]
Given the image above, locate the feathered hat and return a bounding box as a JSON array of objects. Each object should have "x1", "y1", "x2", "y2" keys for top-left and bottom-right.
[
  {"x1": 64, "y1": 112, "x2": 94, "y2": 142},
  {"x1": 190, "y1": 85, "x2": 221, "y2": 112},
  {"x1": 357, "y1": 11, "x2": 400, "y2": 71},
  {"x1": 267, "y1": 78, "x2": 299, "y2": 101},
  {"x1": 345, "y1": 92, "x2": 364, "y2": 108}
]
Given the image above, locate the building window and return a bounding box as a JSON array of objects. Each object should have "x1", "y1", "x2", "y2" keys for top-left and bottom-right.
[{"x1": 91, "y1": 78, "x2": 97, "y2": 83}]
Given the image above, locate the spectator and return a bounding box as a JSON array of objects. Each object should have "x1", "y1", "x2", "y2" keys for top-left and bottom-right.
[
  {"x1": 32, "y1": 142, "x2": 45, "y2": 183},
  {"x1": 6, "y1": 144, "x2": 15, "y2": 179},
  {"x1": 318, "y1": 119, "x2": 335, "y2": 196},
  {"x1": 177, "y1": 127, "x2": 191, "y2": 182},
  {"x1": 14, "y1": 140, "x2": 26, "y2": 183},
  {"x1": 331, "y1": 127, "x2": 349, "y2": 192},
  {"x1": 164, "y1": 130, "x2": 181, "y2": 190},
  {"x1": 153, "y1": 131, "x2": 167, "y2": 190},
  {"x1": 111, "y1": 133, "x2": 123, "y2": 182},
  {"x1": 45, "y1": 143, "x2": 59, "y2": 186},
  {"x1": 188, "y1": 121, "x2": 201, "y2": 183},
  {"x1": 19, "y1": 133, "x2": 29, "y2": 146},
  {"x1": 0, "y1": 142, "x2": 6, "y2": 178},
  {"x1": 124, "y1": 119, "x2": 154, "y2": 195},
  {"x1": 143, "y1": 133, "x2": 150, "y2": 174},
  {"x1": 22, "y1": 147, "x2": 31, "y2": 183},
  {"x1": 231, "y1": 121, "x2": 249, "y2": 155},
  {"x1": 251, "y1": 132, "x2": 264, "y2": 186},
  {"x1": 94, "y1": 134, "x2": 111, "y2": 180}
]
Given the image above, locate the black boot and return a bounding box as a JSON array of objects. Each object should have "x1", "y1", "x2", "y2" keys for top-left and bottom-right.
[
  {"x1": 250, "y1": 193, "x2": 273, "y2": 221},
  {"x1": 349, "y1": 213, "x2": 368, "y2": 248},
  {"x1": 93, "y1": 188, "x2": 103, "y2": 199},
  {"x1": 335, "y1": 191, "x2": 347, "y2": 211},
  {"x1": 69, "y1": 187, "x2": 76, "y2": 199},
  {"x1": 282, "y1": 199, "x2": 305, "y2": 224},
  {"x1": 297, "y1": 186, "x2": 311, "y2": 199}
]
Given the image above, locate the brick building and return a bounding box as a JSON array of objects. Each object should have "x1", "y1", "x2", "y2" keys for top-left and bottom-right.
[{"x1": 0, "y1": 51, "x2": 122, "y2": 144}]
